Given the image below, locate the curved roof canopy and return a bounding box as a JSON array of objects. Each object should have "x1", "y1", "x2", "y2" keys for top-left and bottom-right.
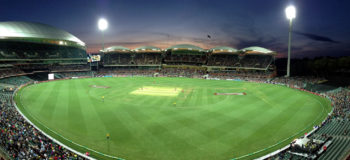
[
  {"x1": 166, "y1": 44, "x2": 204, "y2": 52},
  {"x1": 210, "y1": 46, "x2": 238, "y2": 54},
  {"x1": 133, "y1": 46, "x2": 161, "y2": 53},
  {"x1": 103, "y1": 46, "x2": 131, "y2": 53},
  {"x1": 0, "y1": 21, "x2": 85, "y2": 47},
  {"x1": 240, "y1": 46, "x2": 276, "y2": 55}
]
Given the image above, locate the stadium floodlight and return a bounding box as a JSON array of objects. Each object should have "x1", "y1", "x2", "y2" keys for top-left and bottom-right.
[
  {"x1": 285, "y1": 6, "x2": 296, "y2": 20},
  {"x1": 285, "y1": 5, "x2": 296, "y2": 77},
  {"x1": 98, "y1": 18, "x2": 108, "y2": 51},
  {"x1": 98, "y1": 18, "x2": 108, "y2": 31}
]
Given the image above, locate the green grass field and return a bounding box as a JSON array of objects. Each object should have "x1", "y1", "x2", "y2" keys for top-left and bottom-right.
[{"x1": 14, "y1": 77, "x2": 331, "y2": 160}]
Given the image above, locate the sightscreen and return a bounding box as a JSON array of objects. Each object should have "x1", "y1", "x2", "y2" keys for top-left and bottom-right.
[{"x1": 48, "y1": 73, "x2": 54, "y2": 80}]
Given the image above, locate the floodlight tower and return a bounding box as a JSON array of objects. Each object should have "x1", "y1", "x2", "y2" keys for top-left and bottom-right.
[
  {"x1": 285, "y1": 5, "x2": 296, "y2": 77},
  {"x1": 98, "y1": 18, "x2": 108, "y2": 51}
]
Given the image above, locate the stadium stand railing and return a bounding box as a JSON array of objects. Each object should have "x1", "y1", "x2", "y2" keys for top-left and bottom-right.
[{"x1": 0, "y1": 145, "x2": 11, "y2": 160}]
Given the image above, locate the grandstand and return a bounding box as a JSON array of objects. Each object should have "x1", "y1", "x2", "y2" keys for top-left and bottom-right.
[
  {"x1": 102, "y1": 46, "x2": 133, "y2": 66},
  {"x1": 206, "y1": 46, "x2": 275, "y2": 70},
  {"x1": 239, "y1": 46, "x2": 275, "y2": 70},
  {"x1": 133, "y1": 46, "x2": 162, "y2": 66},
  {"x1": 98, "y1": 44, "x2": 276, "y2": 79},
  {"x1": 0, "y1": 21, "x2": 88, "y2": 78},
  {"x1": 163, "y1": 44, "x2": 207, "y2": 65},
  {"x1": 207, "y1": 46, "x2": 239, "y2": 67}
]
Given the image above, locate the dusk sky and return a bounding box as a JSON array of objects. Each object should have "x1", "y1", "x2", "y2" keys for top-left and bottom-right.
[{"x1": 1, "y1": 0, "x2": 350, "y2": 58}]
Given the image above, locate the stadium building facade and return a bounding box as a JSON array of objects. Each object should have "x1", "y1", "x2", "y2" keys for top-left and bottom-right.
[
  {"x1": 100, "y1": 44, "x2": 276, "y2": 76},
  {"x1": 0, "y1": 21, "x2": 87, "y2": 74}
]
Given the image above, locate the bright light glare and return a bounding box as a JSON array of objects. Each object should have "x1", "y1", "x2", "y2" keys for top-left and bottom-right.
[
  {"x1": 285, "y1": 5, "x2": 296, "y2": 20},
  {"x1": 98, "y1": 18, "x2": 108, "y2": 31}
]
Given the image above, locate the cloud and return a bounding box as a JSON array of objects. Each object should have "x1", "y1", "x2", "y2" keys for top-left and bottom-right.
[
  {"x1": 293, "y1": 31, "x2": 340, "y2": 43},
  {"x1": 291, "y1": 48, "x2": 349, "y2": 58}
]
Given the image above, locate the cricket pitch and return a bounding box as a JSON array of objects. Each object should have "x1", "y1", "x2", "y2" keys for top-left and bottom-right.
[{"x1": 130, "y1": 86, "x2": 182, "y2": 96}]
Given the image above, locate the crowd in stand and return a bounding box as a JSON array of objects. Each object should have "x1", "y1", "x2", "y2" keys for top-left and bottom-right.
[
  {"x1": 269, "y1": 76, "x2": 349, "y2": 120},
  {"x1": 0, "y1": 68, "x2": 25, "y2": 79},
  {"x1": 96, "y1": 68, "x2": 158, "y2": 77},
  {"x1": 326, "y1": 89, "x2": 350, "y2": 120},
  {"x1": 102, "y1": 52, "x2": 274, "y2": 69},
  {"x1": 0, "y1": 64, "x2": 91, "y2": 79},
  {"x1": 239, "y1": 55, "x2": 273, "y2": 69},
  {"x1": 160, "y1": 68, "x2": 206, "y2": 78},
  {"x1": 55, "y1": 71, "x2": 93, "y2": 79},
  {"x1": 163, "y1": 54, "x2": 207, "y2": 65},
  {"x1": 95, "y1": 67, "x2": 275, "y2": 80},
  {"x1": 0, "y1": 80, "x2": 86, "y2": 160},
  {"x1": 49, "y1": 65, "x2": 90, "y2": 72},
  {"x1": 134, "y1": 54, "x2": 162, "y2": 65},
  {"x1": 0, "y1": 69, "x2": 349, "y2": 160},
  {"x1": 208, "y1": 70, "x2": 275, "y2": 80},
  {"x1": 0, "y1": 76, "x2": 32, "y2": 86},
  {"x1": 103, "y1": 54, "x2": 132, "y2": 65},
  {"x1": 271, "y1": 76, "x2": 327, "y2": 87},
  {"x1": 103, "y1": 53, "x2": 162, "y2": 66}
]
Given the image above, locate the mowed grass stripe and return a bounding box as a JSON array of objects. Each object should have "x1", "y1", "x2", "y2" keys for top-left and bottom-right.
[
  {"x1": 158, "y1": 86, "x2": 270, "y2": 147},
  {"x1": 202, "y1": 86, "x2": 210, "y2": 106},
  {"x1": 276, "y1": 99, "x2": 312, "y2": 137},
  {"x1": 22, "y1": 84, "x2": 46, "y2": 108},
  {"x1": 206, "y1": 88, "x2": 215, "y2": 106},
  {"x1": 37, "y1": 81, "x2": 62, "y2": 122},
  {"x1": 213, "y1": 88, "x2": 300, "y2": 145},
  {"x1": 67, "y1": 79, "x2": 87, "y2": 136},
  {"x1": 190, "y1": 88, "x2": 202, "y2": 107},
  {"x1": 198, "y1": 96, "x2": 268, "y2": 144},
  {"x1": 87, "y1": 78, "x2": 151, "y2": 158},
  {"x1": 85, "y1": 92, "x2": 135, "y2": 157},
  {"x1": 75, "y1": 79, "x2": 111, "y2": 141},
  {"x1": 163, "y1": 96, "x2": 268, "y2": 153},
  {"x1": 119, "y1": 88, "x2": 214, "y2": 159},
  {"x1": 181, "y1": 88, "x2": 195, "y2": 107},
  {"x1": 227, "y1": 90, "x2": 323, "y2": 158},
  {"x1": 116, "y1": 106, "x2": 179, "y2": 160},
  {"x1": 51, "y1": 80, "x2": 74, "y2": 135},
  {"x1": 129, "y1": 92, "x2": 169, "y2": 111}
]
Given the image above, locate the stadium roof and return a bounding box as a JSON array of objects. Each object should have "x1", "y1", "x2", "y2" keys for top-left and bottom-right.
[
  {"x1": 166, "y1": 44, "x2": 204, "y2": 51},
  {"x1": 103, "y1": 46, "x2": 131, "y2": 53},
  {"x1": 210, "y1": 46, "x2": 238, "y2": 54},
  {"x1": 240, "y1": 46, "x2": 276, "y2": 55},
  {"x1": 133, "y1": 46, "x2": 161, "y2": 53},
  {"x1": 0, "y1": 21, "x2": 85, "y2": 47}
]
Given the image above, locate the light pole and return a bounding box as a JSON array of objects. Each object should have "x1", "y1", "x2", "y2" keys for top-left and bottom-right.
[
  {"x1": 98, "y1": 18, "x2": 108, "y2": 51},
  {"x1": 285, "y1": 5, "x2": 296, "y2": 77},
  {"x1": 94, "y1": 18, "x2": 108, "y2": 77}
]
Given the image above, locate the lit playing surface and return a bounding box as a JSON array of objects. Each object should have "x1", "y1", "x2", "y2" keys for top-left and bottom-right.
[
  {"x1": 15, "y1": 77, "x2": 331, "y2": 160},
  {"x1": 130, "y1": 86, "x2": 182, "y2": 96}
]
